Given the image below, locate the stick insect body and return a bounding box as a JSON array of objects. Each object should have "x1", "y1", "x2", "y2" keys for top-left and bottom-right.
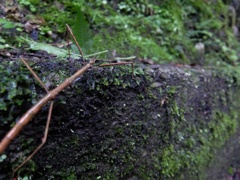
[
  {"x1": 0, "y1": 24, "x2": 134, "y2": 177},
  {"x1": 0, "y1": 59, "x2": 93, "y2": 153}
]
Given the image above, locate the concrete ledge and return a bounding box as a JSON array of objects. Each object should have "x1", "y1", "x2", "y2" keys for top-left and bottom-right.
[{"x1": 0, "y1": 59, "x2": 239, "y2": 179}]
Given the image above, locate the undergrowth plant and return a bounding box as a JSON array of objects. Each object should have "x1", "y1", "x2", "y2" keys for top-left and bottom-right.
[{"x1": 2, "y1": 0, "x2": 240, "y2": 65}]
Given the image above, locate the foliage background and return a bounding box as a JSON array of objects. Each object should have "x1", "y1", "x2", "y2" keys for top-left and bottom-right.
[{"x1": 1, "y1": 0, "x2": 240, "y2": 65}]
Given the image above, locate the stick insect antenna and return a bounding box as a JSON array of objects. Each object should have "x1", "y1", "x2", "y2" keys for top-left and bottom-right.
[{"x1": 66, "y1": 24, "x2": 85, "y2": 62}]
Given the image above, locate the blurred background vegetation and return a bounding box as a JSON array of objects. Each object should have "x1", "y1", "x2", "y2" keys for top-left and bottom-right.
[{"x1": 1, "y1": 0, "x2": 240, "y2": 65}]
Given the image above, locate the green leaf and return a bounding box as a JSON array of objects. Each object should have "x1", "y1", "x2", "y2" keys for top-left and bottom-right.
[
  {"x1": 21, "y1": 37, "x2": 81, "y2": 59},
  {"x1": 21, "y1": 37, "x2": 107, "y2": 59},
  {"x1": 72, "y1": 11, "x2": 93, "y2": 54},
  {"x1": 0, "y1": 45, "x2": 5, "y2": 49},
  {"x1": 0, "y1": 18, "x2": 22, "y2": 29}
]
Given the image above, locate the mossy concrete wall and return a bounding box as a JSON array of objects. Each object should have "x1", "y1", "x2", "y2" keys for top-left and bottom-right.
[{"x1": 0, "y1": 59, "x2": 239, "y2": 179}]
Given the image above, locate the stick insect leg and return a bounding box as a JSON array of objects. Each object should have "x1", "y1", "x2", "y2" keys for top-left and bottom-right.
[
  {"x1": 20, "y1": 56, "x2": 48, "y2": 92},
  {"x1": 13, "y1": 57, "x2": 54, "y2": 177},
  {"x1": 65, "y1": 25, "x2": 71, "y2": 60},
  {"x1": 99, "y1": 61, "x2": 135, "y2": 78},
  {"x1": 13, "y1": 101, "x2": 54, "y2": 177}
]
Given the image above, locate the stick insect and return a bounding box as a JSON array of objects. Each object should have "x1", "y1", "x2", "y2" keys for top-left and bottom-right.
[{"x1": 0, "y1": 24, "x2": 134, "y2": 177}]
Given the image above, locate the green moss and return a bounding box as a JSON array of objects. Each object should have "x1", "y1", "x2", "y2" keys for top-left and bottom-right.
[
  {"x1": 0, "y1": 61, "x2": 36, "y2": 124},
  {"x1": 149, "y1": 110, "x2": 238, "y2": 179},
  {"x1": 54, "y1": 166, "x2": 77, "y2": 180},
  {"x1": 143, "y1": 79, "x2": 239, "y2": 179},
  {"x1": 160, "y1": 145, "x2": 182, "y2": 177},
  {"x1": 85, "y1": 65, "x2": 135, "y2": 94}
]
